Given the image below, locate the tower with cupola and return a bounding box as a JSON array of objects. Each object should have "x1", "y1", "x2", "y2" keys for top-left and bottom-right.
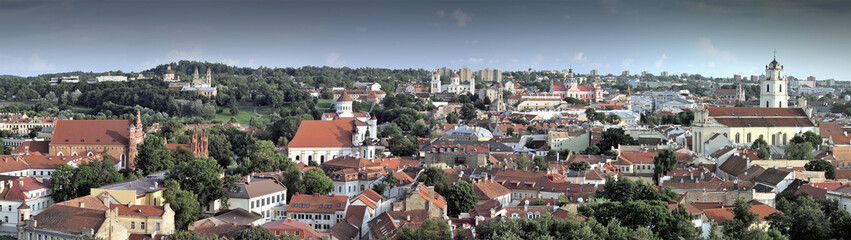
[{"x1": 760, "y1": 52, "x2": 789, "y2": 108}]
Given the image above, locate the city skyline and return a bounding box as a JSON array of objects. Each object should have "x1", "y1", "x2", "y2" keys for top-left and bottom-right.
[{"x1": 1, "y1": 0, "x2": 850, "y2": 79}]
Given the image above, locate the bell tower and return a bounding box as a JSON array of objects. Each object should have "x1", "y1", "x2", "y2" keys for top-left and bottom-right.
[
  {"x1": 431, "y1": 71, "x2": 442, "y2": 93},
  {"x1": 760, "y1": 51, "x2": 789, "y2": 108}
]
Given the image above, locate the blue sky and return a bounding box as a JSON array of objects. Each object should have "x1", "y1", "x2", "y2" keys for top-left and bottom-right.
[{"x1": 1, "y1": 0, "x2": 850, "y2": 79}]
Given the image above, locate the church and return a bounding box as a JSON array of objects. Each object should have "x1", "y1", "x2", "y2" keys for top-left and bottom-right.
[
  {"x1": 173, "y1": 67, "x2": 217, "y2": 97},
  {"x1": 550, "y1": 69, "x2": 604, "y2": 103},
  {"x1": 692, "y1": 56, "x2": 817, "y2": 157},
  {"x1": 287, "y1": 92, "x2": 380, "y2": 164},
  {"x1": 49, "y1": 110, "x2": 145, "y2": 169},
  {"x1": 431, "y1": 71, "x2": 475, "y2": 95}
]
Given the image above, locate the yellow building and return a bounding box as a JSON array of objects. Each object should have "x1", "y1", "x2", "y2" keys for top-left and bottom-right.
[
  {"x1": 91, "y1": 176, "x2": 166, "y2": 206},
  {"x1": 116, "y1": 203, "x2": 176, "y2": 236},
  {"x1": 517, "y1": 99, "x2": 564, "y2": 111},
  {"x1": 0, "y1": 116, "x2": 54, "y2": 136},
  {"x1": 691, "y1": 105, "x2": 817, "y2": 157}
]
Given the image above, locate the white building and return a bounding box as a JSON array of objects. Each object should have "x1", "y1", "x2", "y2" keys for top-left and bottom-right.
[
  {"x1": 760, "y1": 56, "x2": 790, "y2": 108},
  {"x1": 227, "y1": 177, "x2": 288, "y2": 223},
  {"x1": 91, "y1": 75, "x2": 128, "y2": 83},
  {"x1": 287, "y1": 193, "x2": 349, "y2": 232},
  {"x1": 289, "y1": 92, "x2": 379, "y2": 164},
  {"x1": 0, "y1": 176, "x2": 53, "y2": 234}
]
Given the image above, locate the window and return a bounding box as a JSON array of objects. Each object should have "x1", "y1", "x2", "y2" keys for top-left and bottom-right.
[
  {"x1": 779, "y1": 84, "x2": 782, "y2": 92},
  {"x1": 747, "y1": 133, "x2": 752, "y2": 143},
  {"x1": 766, "y1": 84, "x2": 770, "y2": 92},
  {"x1": 131, "y1": 222, "x2": 135, "y2": 229},
  {"x1": 87, "y1": 152, "x2": 94, "y2": 156},
  {"x1": 156, "y1": 223, "x2": 161, "y2": 230},
  {"x1": 735, "y1": 133, "x2": 740, "y2": 143},
  {"x1": 141, "y1": 222, "x2": 145, "y2": 230},
  {"x1": 71, "y1": 152, "x2": 78, "y2": 156}
]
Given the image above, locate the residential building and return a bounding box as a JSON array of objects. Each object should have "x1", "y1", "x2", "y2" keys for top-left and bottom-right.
[
  {"x1": 391, "y1": 185, "x2": 447, "y2": 218},
  {"x1": 228, "y1": 176, "x2": 288, "y2": 223},
  {"x1": 458, "y1": 67, "x2": 473, "y2": 82},
  {"x1": 0, "y1": 176, "x2": 52, "y2": 234},
  {"x1": 55, "y1": 193, "x2": 176, "y2": 237},
  {"x1": 265, "y1": 218, "x2": 326, "y2": 240},
  {"x1": 17, "y1": 204, "x2": 130, "y2": 240},
  {"x1": 287, "y1": 193, "x2": 349, "y2": 232},
  {"x1": 0, "y1": 154, "x2": 104, "y2": 179},
  {"x1": 472, "y1": 178, "x2": 511, "y2": 206},
  {"x1": 90, "y1": 172, "x2": 166, "y2": 206}
]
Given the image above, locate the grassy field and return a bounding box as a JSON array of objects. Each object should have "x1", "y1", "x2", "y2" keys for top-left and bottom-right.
[
  {"x1": 215, "y1": 104, "x2": 276, "y2": 126},
  {"x1": 316, "y1": 99, "x2": 332, "y2": 111}
]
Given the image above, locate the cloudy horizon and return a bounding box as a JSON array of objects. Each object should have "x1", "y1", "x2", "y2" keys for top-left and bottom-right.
[{"x1": 1, "y1": 0, "x2": 850, "y2": 79}]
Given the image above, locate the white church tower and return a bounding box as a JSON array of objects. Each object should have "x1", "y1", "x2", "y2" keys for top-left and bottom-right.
[
  {"x1": 431, "y1": 71, "x2": 442, "y2": 93},
  {"x1": 336, "y1": 91, "x2": 354, "y2": 118},
  {"x1": 760, "y1": 52, "x2": 789, "y2": 108}
]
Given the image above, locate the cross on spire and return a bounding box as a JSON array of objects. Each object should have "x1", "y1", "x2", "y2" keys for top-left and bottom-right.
[{"x1": 773, "y1": 49, "x2": 777, "y2": 60}]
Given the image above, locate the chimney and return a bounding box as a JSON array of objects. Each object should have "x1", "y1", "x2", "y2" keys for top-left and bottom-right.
[
  {"x1": 24, "y1": 146, "x2": 29, "y2": 155},
  {"x1": 406, "y1": 215, "x2": 411, "y2": 222},
  {"x1": 79, "y1": 201, "x2": 85, "y2": 208}
]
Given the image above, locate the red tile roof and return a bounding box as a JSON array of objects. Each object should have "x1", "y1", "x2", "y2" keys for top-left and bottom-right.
[
  {"x1": 338, "y1": 91, "x2": 353, "y2": 102},
  {"x1": 288, "y1": 193, "x2": 348, "y2": 214},
  {"x1": 288, "y1": 120, "x2": 355, "y2": 148},
  {"x1": 417, "y1": 185, "x2": 446, "y2": 208},
  {"x1": 617, "y1": 151, "x2": 658, "y2": 164},
  {"x1": 115, "y1": 204, "x2": 166, "y2": 217},
  {"x1": 33, "y1": 205, "x2": 107, "y2": 234},
  {"x1": 820, "y1": 122, "x2": 851, "y2": 145},
  {"x1": 11, "y1": 140, "x2": 50, "y2": 155},
  {"x1": 0, "y1": 177, "x2": 50, "y2": 201},
  {"x1": 706, "y1": 107, "x2": 814, "y2": 127},
  {"x1": 51, "y1": 119, "x2": 134, "y2": 146},
  {"x1": 473, "y1": 180, "x2": 511, "y2": 200}
]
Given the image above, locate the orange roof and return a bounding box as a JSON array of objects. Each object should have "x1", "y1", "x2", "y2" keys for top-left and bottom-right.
[
  {"x1": 473, "y1": 180, "x2": 511, "y2": 200},
  {"x1": 338, "y1": 91, "x2": 353, "y2": 102},
  {"x1": 820, "y1": 122, "x2": 851, "y2": 145},
  {"x1": 288, "y1": 120, "x2": 355, "y2": 148},
  {"x1": 289, "y1": 193, "x2": 348, "y2": 214},
  {"x1": 115, "y1": 204, "x2": 166, "y2": 217},
  {"x1": 617, "y1": 151, "x2": 658, "y2": 164},
  {"x1": 51, "y1": 119, "x2": 133, "y2": 146},
  {"x1": 706, "y1": 107, "x2": 814, "y2": 127},
  {"x1": 417, "y1": 185, "x2": 446, "y2": 209}
]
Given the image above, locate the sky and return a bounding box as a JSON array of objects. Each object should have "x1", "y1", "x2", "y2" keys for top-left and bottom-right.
[{"x1": 1, "y1": 0, "x2": 850, "y2": 79}]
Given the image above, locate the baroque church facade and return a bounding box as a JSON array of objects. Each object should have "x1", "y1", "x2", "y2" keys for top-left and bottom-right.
[{"x1": 692, "y1": 56, "x2": 817, "y2": 157}]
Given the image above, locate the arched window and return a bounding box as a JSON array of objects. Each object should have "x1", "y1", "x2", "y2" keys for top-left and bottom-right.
[
  {"x1": 360, "y1": 185, "x2": 365, "y2": 191},
  {"x1": 779, "y1": 84, "x2": 782, "y2": 92},
  {"x1": 86, "y1": 152, "x2": 94, "y2": 156},
  {"x1": 71, "y1": 152, "x2": 78, "y2": 156},
  {"x1": 771, "y1": 134, "x2": 776, "y2": 145},
  {"x1": 320, "y1": 155, "x2": 325, "y2": 163},
  {"x1": 308, "y1": 155, "x2": 312, "y2": 162},
  {"x1": 783, "y1": 133, "x2": 788, "y2": 145},
  {"x1": 766, "y1": 84, "x2": 770, "y2": 92},
  {"x1": 779, "y1": 101, "x2": 782, "y2": 108},
  {"x1": 57, "y1": 152, "x2": 64, "y2": 156},
  {"x1": 735, "y1": 133, "x2": 740, "y2": 143},
  {"x1": 120, "y1": 154, "x2": 127, "y2": 168},
  {"x1": 295, "y1": 155, "x2": 300, "y2": 161},
  {"x1": 747, "y1": 133, "x2": 752, "y2": 143}
]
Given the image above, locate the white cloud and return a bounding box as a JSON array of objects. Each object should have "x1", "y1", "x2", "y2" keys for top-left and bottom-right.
[
  {"x1": 449, "y1": 9, "x2": 472, "y2": 27},
  {"x1": 436, "y1": 10, "x2": 445, "y2": 18},
  {"x1": 220, "y1": 58, "x2": 240, "y2": 66},
  {"x1": 326, "y1": 52, "x2": 342, "y2": 66},
  {"x1": 697, "y1": 37, "x2": 735, "y2": 60},
  {"x1": 621, "y1": 58, "x2": 633, "y2": 67},
  {"x1": 467, "y1": 58, "x2": 484, "y2": 64},
  {"x1": 356, "y1": 27, "x2": 367, "y2": 32},
  {"x1": 573, "y1": 52, "x2": 587, "y2": 62},
  {"x1": 655, "y1": 54, "x2": 668, "y2": 68},
  {"x1": 28, "y1": 54, "x2": 55, "y2": 71}
]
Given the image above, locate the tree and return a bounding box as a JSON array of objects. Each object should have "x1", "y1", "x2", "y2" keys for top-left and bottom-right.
[
  {"x1": 245, "y1": 140, "x2": 287, "y2": 172},
  {"x1": 593, "y1": 175, "x2": 661, "y2": 202},
  {"x1": 597, "y1": 128, "x2": 635, "y2": 153},
  {"x1": 767, "y1": 193, "x2": 833, "y2": 240},
  {"x1": 652, "y1": 148, "x2": 678, "y2": 184},
  {"x1": 752, "y1": 136, "x2": 770, "y2": 160},
  {"x1": 411, "y1": 119, "x2": 430, "y2": 137},
  {"x1": 723, "y1": 198, "x2": 760, "y2": 239},
  {"x1": 569, "y1": 161, "x2": 590, "y2": 171},
  {"x1": 371, "y1": 182, "x2": 388, "y2": 195},
  {"x1": 161, "y1": 118, "x2": 184, "y2": 140},
  {"x1": 564, "y1": 97, "x2": 586, "y2": 105},
  {"x1": 164, "y1": 180, "x2": 203, "y2": 230},
  {"x1": 231, "y1": 106, "x2": 240, "y2": 116},
  {"x1": 302, "y1": 168, "x2": 333, "y2": 195},
  {"x1": 533, "y1": 156, "x2": 549, "y2": 171},
  {"x1": 804, "y1": 159, "x2": 836, "y2": 179},
  {"x1": 389, "y1": 135, "x2": 418, "y2": 157},
  {"x1": 791, "y1": 131, "x2": 823, "y2": 147},
  {"x1": 785, "y1": 142, "x2": 814, "y2": 160},
  {"x1": 49, "y1": 164, "x2": 77, "y2": 202},
  {"x1": 460, "y1": 103, "x2": 477, "y2": 121},
  {"x1": 447, "y1": 181, "x2": 478, "y2": 216},
  {"x1": 167, "y1": 158, "x2": 233, "y2": 208},
  {"x1": 581, "y1": 146, "x2": 601, "y2": 155},
  {"x1": 380, "y1": 123, "x2": 403, "y2": 138},
  {"x1": 232, "y1": 226, "x2": 277, "y2": 240},
  {"x1": 605, "y1": 113, "x2": 621, "y2": 124},
  {"x1": 135, "y1": 135, "x2": 175, "y2": 175},
  {"x1": 515, "y1": 155, "x2": 531, "y2": 170},
  {"x1": 418, "y1": 166, "x2": 451, "y2": 196},
  {"x1": 166, "y1": 231, "x2": 221, "y2": 240},
  {"x1": 277, "y1": 160, "x2": 303, "y2": 202},
  {"x1": 446, "y1": 112, "x2": 459, "y2": 124},
  {"x1": 208, "y1": 132, "x2": 234, "y2": 167},
  {"x1": 381, "y1": 172, "x2": 397, "y2": 194},
  {"x1": 396, "y1": 219, "x2": 451, "y2": 240}
]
